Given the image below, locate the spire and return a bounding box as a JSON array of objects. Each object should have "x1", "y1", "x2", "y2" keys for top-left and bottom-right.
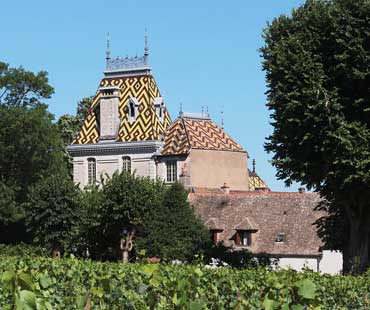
[
  {"x1": 144, "y1": 28, "x2": 149, "y2": 65},
  {"x1": 252, "y1": 159, "x2": 256, "y2": 173},
  {"x1": 106, "y1": 32, "x2": 111, "y2": 68},
  {"x1": 221, "y1": 110, "x2": 224, "y2": 129},
  {"x1": 179, "y1": 102, "x2": 183, "y2": 117}
]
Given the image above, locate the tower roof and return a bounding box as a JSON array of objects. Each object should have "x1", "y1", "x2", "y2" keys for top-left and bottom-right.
[{"x1": 161, "y1": 113, "x2": 245, "y2": 155}]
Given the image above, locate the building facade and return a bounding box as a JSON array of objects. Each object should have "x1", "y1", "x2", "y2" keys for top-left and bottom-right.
[
  {"x1": 67, "y1": 40, "x2": 342, "y2": 273},
  {"x1": 67, "y1": 41, "x2": 253, "y2": 191}
]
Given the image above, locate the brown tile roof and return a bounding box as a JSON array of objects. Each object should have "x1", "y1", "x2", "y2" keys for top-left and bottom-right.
[
  {"x1": 189, "y1": 191, "x2": 325, "y2": 256},
  {"x1": 161, "y1": 117, "x2": 244, "y2": 155}
]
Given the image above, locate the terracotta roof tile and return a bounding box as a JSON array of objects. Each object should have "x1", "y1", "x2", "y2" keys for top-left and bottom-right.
[{"x1": 189, "y1": 191, "x2": 325, "y2": 256}]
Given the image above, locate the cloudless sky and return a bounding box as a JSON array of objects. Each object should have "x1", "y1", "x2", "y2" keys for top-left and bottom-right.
[{"x1": 1, "y1": 0, "x2": 305, "y2": 191}]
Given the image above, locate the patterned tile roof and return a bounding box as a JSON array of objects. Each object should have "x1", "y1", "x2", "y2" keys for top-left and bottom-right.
[
  {"x1": 161, "y1": 117, "x2": 244, "y2": 155},
  {"x1": 72, "y1": 75, "x2": 171, "y2": 144},
  {"x1": 248, "y1": 169, "x2": 269, "y2": 191}
]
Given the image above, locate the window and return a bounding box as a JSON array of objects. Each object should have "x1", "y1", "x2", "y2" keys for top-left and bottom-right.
[
  {"x1": 87, "y1": 158, "x2": 96, "y2": 185},
  {"x1": 129, "y1": 101, "x2": 135, "y2": 117},
  {"x1": 154, "y1": 97, "x2": 165, "y2": 122},
  {"x1": 166, "y1": 161, "x2": 177, "y2": 183},
  {"x1": 122, "y1": 156, "x2": 131, "y2": 173},
  {"x1": 275, "y1": 233, "x2": 286, "y2": 243},
  {"x1": 210, "y1": 230, "x2": 222, "y2": 245},
  {"x1": 235, "y1": 230, "x2": 252, "y2": 246},
  {"x1": 127, "y1": 98, "x2": 139, "y2": 122}
]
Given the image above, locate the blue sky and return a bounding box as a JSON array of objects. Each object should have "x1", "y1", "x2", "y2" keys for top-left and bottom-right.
[{"x1": 1, "y1": 0, "x2": 305, "y2": 191}]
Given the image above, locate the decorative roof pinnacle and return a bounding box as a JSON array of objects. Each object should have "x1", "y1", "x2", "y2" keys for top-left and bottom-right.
[
  {"x1": 144, "y1": 28, "x2": 149, "y2": 65},
  {"x1": 106, "y1": 32, "x2": 111, "y2": 68}
]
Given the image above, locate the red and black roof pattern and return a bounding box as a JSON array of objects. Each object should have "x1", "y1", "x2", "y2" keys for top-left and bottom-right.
[{"x1": 161, "y1": 117, "x2": 244, "y2": 155}]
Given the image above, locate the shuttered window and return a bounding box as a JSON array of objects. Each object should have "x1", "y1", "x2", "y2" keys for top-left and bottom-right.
[
  {"x1": 166, "y1": 161, "x2": 177, "y2": 183},
  {"x1": 87, "y1": 158, "x2": 96, "y2": 185},
  {"x1": 122, "y1": 156, "x2": 131, "y2": 173}
]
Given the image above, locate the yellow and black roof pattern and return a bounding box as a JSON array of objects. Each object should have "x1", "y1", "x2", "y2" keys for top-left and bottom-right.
[
  {"x1": 248, "y1": 169, "x2": 269, "y2": 191},
  {"x1": 72, "y1": 75, "x2": 171, "y2": 144},
  {"x1": 161, "y1": 116, "x2": 244, "y2": 155}
]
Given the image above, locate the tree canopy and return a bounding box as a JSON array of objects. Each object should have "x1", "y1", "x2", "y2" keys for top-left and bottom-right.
[{"x1": 261, "y1": 0, "x2": 370, "y2": 274}]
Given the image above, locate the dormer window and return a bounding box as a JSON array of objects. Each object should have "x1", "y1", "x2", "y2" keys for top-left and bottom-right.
[
  {"x1": 154, "y1": 97, "x2": 165, "y2": 122},
  {"x1": 129, "y1": 101, "x2": 135, "y2": 118},
  {"x1": 210, "y1": 229, "x2": 223, "y2": 245},
  {"x1": 275, "y1": 233, "x2": 286, "y2": 243},
  {"x1": 235, "y1": 230, "x2": 252, "y2": 246},
  {"x1": 127, "y1": 97, "x2": 139, "y2": 122}
]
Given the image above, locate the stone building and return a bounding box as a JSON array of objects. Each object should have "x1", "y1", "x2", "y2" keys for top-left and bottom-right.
[
  {"x1": 67, "y1": 39, "x2": 254, "y2": 191},
  {"x1": 67, "y1": 39, "x2": 341, "y2": 273}
]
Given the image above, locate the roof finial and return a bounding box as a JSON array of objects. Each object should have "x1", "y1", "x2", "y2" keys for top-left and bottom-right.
[
  {"x1": 221, "y1": 110, "x2": 224, "y2": 129},
  {"x1": 179, "y1": 102, "x2": 183, "y2": 117},
  {"x1": 206, "y1": 106, "x2": 209, "y2": 116},
  {"x1": 252, "y1": 158, "x2": 256, "y2": 173},
  {"x1": 201, "y1": 106, "x2": 204, "y2": 115},
  {"x1": 144, "y1": 28, "x2": 149, "y2": 65},
  {"x1": 106, "y1": 32, "x2": 111, "y2": 68}
]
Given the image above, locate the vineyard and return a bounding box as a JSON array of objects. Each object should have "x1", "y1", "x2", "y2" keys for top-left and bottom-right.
[{"x1": 1, "y1": 250, "x2": 370, "y2": 309}]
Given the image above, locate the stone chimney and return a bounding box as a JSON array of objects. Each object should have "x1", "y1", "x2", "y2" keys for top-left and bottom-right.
[
  {"x1": 221, "y1": 182, "x2": 230, "y2": 194},
  {"x1": 179, "y1": 163, "x2": 191, "y2": 188},
  {"x1": 99, "y1": 86, "x2": 120, "y2": 141}
]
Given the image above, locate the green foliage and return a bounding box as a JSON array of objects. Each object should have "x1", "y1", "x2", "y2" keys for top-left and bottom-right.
[
  {"x1": 0, "y1": 62, "x2": 54, "y2": 108},
  {"x1": 91, "y1": 172, "x2": 166, "y2": 260},
  {"x1": 25, "y1": 173, "x2": 81, "y2": 250},
  {"x1": 137, "y1": 183, "x2": 211, "y2": 262},
  {"x1": 56, "y1": 96, "x2": 93, "y2": 146},
  {"x1": 261, "y1": 0, "x2": 370, "y2": 273},
  {"x1": 0, "y1": 63, "x2": 65, "y2": 243},
  {"x1": 1, "y1": 254, "x2": 370, "y2": 309},
  {"x1": 0, "y1": 181, "x2": 24, "y2": 225},
  {"x1": 0, "y1": 244, "x2": 47, "y2": 257}
]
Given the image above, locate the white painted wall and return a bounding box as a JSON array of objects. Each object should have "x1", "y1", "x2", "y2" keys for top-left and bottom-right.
[
  {"x1": 274, "y1": 251, "x2": 343, "y2": 275},
  {"x1": 277, "y1": 257, "x2": 319, "y2": 272},
  {"x1": 319, "y1": 250, "x2": 342, "y2": 275}
]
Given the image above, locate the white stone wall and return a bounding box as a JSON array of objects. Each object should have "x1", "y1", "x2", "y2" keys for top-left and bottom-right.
[
  {"x1": 274, "y1": 252, "x2": 343, "y2": 275},
  {"x1": 72, "y1": 152, "x2": 157, "y2": 187},
  {"x1": 277, "y1": 257, "x2": 319, "y2": 272},
  {"x1": 319, "y1": 250, "x2": 343, "y2": 275}
]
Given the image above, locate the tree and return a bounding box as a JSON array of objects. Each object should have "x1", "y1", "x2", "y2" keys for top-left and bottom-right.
[
  {"x1": 25, "y1": 173, "x2": 81, "y2": 251},
  {"x1": 261, "y1": 0, "x2": 370, "y2": 274},
  {"x1": 0, "y1": 62, "x2": 66, "y2": 242},
  {"x1": 136, "y1": 182, "x2": 211, "y2": 261},
  {"x1": 0, "y1": 62, "x2": 53, "y2": 108},
  {"x1": 56, "y1": 96, "x2": 93, "y2": 146},
  {"x1": 91, "y1": 172, "x2": 166, "y2": 260}
]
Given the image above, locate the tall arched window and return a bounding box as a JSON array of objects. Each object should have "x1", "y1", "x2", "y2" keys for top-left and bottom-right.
[
  {"x1": 87, "y1": 158, "x2": 96, "y2": 185},
  {"x1": 122, "y1": 156, "x2": 131, "y2": 173}
]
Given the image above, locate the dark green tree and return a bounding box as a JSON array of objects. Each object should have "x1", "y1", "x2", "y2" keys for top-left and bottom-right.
[
  {"x1": 56, "y1": 96, "x2": 93, "y2": 146},
  {"x1": 137, "y1": 182, "x2": 211, "y2": 261},
  {"x1": 25, "y1": 173, "x2": 81, "y2": 251},
  {"x1": 0, "y1": 62, "x2": 53, "y2": 108},
  {"x1": 261, "y1": 0, "x2": 370, "y2": 274},
  {"x1": 92, "y1": 172, "x2": 165, "y2": 260},
  {"x1": 0, "y1": 62, "x2": 65, "y2": 242}
]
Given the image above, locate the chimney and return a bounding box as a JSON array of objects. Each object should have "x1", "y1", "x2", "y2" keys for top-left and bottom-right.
[
  {"x1": 298, "y1": 187, "x2": 305, "y2": 193},
  {"x1": 221, "y1": 182, "x2": 230, "y2": 194},
  {"x1": 99, "y1": 86, "x2": 120, "y2": 141}
]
